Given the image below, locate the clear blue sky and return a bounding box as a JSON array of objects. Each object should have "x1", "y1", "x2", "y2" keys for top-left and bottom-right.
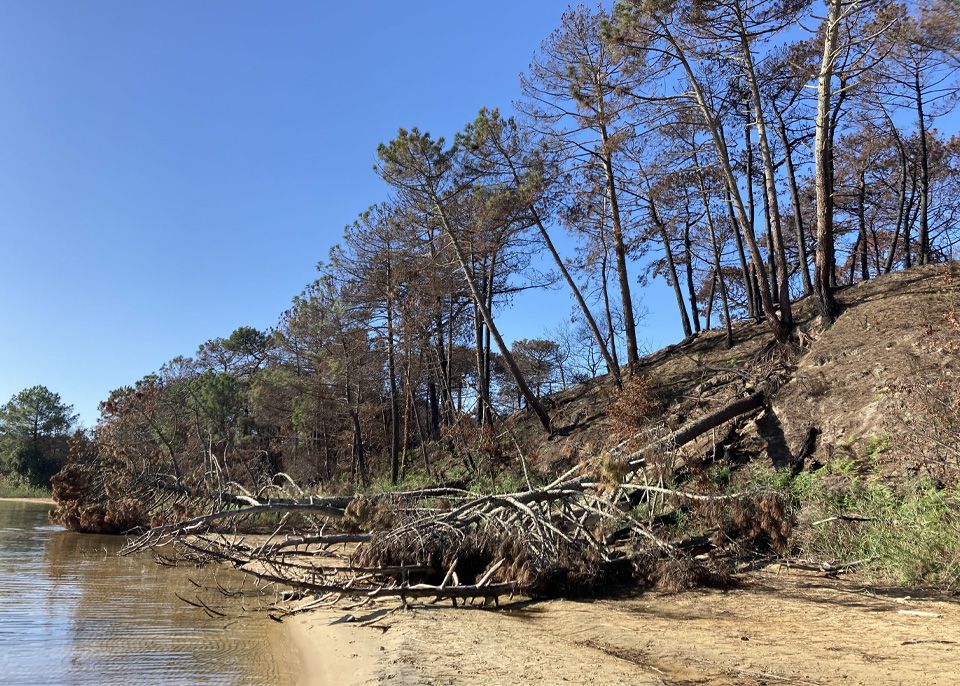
[{"x1": 0, "y1": 0, "x2": 680, "y2": 426}]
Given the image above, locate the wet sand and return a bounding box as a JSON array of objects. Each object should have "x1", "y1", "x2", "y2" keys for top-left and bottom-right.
[{"x1": 288, "y1": 613, "x2": 379, "y2": 685}]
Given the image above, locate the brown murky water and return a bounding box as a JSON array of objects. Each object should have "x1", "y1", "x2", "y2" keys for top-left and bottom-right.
[{"x1": 0, "y1": 499, "x2": 299, "y2": 685}]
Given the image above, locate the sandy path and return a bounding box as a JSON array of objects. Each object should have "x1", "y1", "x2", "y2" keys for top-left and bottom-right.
[{"x1": 290, "y1": 567, "x2": 960, "y2": 685}]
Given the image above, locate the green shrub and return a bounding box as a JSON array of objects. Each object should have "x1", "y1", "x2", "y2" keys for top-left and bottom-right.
[
  {"x1": 792, "y1": 469, "x2": 960, "y2": 588},
  {"x1": 367, "y1": 469, "x2": 437, "y2": 494},
  {"x1": 733, "y1": 459, "x2": 960, "y2": 589},
  {"x1": 863, "y1": 433, "x2": 893, "y2": 461}
]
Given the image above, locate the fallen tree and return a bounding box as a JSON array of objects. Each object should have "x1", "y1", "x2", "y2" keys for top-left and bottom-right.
[{"x1": 121, "y1": 390, "x2": 786, "y2": 611}]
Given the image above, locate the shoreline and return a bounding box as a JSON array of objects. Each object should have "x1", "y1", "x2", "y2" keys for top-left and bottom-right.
[
  {"x1": 286, "y1": 610, "x2": 382, "y2": 686},
  {"x1": 0, "y1": 496, "x2": 55, "y2": 505}
]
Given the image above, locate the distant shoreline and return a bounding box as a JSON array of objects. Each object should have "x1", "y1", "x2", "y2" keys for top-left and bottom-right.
[{"x1": 0, "y1": 497, "x2": 55, "y2": 505}]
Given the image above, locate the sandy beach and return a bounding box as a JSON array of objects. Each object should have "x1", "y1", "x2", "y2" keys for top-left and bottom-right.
[
  {"x1": 288, "y1": 612, "x2": 381, "y2": 686},
  {"x1": 286, "y1": 566, "x2": 960, "y2": 686}
]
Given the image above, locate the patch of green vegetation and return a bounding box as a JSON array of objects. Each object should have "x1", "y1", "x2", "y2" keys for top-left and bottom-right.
[
  {"x1": 863, "y1": 433, "x2": 893, "y2": 461},
  {"x1": 0, "y1": 474, "x2": 51, "y2": 499},
  {"x1": 825, "y1": 455, "x2": 860, "y2": 477},
  {"x1": 746, "y1": 461, "x2": 960, "y2": 589},
  {"x1": 837, "y1": 434, "x2": 858, "y2": 450},
  {"x1": 798, "y1": 475, "x2": 960, "y2": 588},
  {"x1": 665, "y1": 507, "x2": 691, "y2": 538},
  {"x1": 364, "y1": 464, "x2": 532, "y2": 496},
  {"x1": 367, "y1": 468, "x2": 438, "y2": 494},
  {"x1": 470, "y1": 470, "x2": 532, "y2": 495},
  {"x1": 706, "y1": 464, "x2": 732, "y2": 487}
]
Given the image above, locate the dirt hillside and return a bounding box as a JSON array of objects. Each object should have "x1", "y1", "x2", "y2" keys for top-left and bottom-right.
[{"x1": 516, "y1": 262, "x2": 960, "y2": 486}]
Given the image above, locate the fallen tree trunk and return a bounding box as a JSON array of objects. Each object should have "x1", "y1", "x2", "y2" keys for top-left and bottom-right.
[{"x1": 623, "y1": 391, "x2": 765, "y2": 467}]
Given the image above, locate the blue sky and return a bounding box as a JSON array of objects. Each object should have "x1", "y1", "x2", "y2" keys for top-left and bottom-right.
[{"x1": 0, "y1": 1, "x2": 680, "y2": 425}]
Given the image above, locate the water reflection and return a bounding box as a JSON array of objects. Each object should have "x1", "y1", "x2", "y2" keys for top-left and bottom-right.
[{"x1": 0, "y1": 500, "x2": 297, "y2": 685}]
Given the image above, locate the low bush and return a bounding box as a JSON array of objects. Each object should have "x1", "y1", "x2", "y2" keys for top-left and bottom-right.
[{"x1": 746, "y1": 459, "x2": 960, "y2": 589}]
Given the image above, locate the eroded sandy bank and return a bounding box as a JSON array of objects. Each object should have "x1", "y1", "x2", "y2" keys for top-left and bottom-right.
[{"x1": 286, "y1": 567, "x2": 960, "y2": 685}]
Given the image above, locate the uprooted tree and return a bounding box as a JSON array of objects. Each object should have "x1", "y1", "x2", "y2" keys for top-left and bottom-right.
[{"x1": 119, "y1": 384, "x2": 787, "y2": 609}]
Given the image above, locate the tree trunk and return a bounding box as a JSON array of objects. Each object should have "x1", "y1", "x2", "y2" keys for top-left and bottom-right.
[
  {"x1": 773, "y1": 108, "x2": 812, "y2": 295},
  {"x1": 500, "y1": 150, "x2": 622, "y2": 387},
  {"x1": 600, "y1": 142, "x2": 640, "y2": 368},
  {"x1": 857, "y1": 171, "x2": 869, "y2": 281},
  {"x1": 683, "y1": 216, "x2": 701, "y2": 333},
  {"x1": 665, "y1": 32, "x2": 785, "y2": 340},
  {"x1": 740, "y1": 25, "x2": 793, "y2": 325},
  {"x1": 724, "y1": 186, "x2": 757, "y2": 321},
  {"x1": 814, "y1": 0, "x2": 841, "y2": 321},
  {"x1": 704, "y1": 269, "x2": 716, "y2": 330},
  {"x1": 385, "y1": 257, "x2": 401, "y2": 485},
  {"x1": 347, "y1": 383, "x2": 366, "y2": 484},
  {"x1": 695, "y1": 158, "x2": 734, "y2": 349},
  {"x1": 472, "y1": 250, "x2": 487, "y2": 426},
  {"x1": 915, "y1": 69, "x2": 931, "y2": 264},
  {"x1": 428, "y1": 381, "x2": 440, "y2": 438},
  {"x1": 650, "y1": 199, "x2": 693, "y2": 337},
  {"x1": 904, "y1": 166, "x2": 919, "y2": 268},
  {"x1": 483, "y1": 255, "x2": 495, "y2": 425},
  {"x1": 885, "y1": 146, "x2": 909, "y2": 273},
  {"x1": 399, "y1": 369, "x2": 413, "y2": 481},
  {"x1": 599, "y1": 221, "x2": 621, "y2": 374}
]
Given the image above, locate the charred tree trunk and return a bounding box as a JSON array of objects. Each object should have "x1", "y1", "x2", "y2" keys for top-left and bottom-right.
[
  {"x1": 857, "y1": 171, "x2": 869, "y2": 282},
  {"x1": 814, "y1": 0, "x2": 841, "y2": 322},
  {"x1": 499, "y1": 150, "x2": 623, "y2": 388},
  {"x1": 598, "y1": 211, "x2": 622, "y2": 374},
  {"x1": 651, "y1": 199, "x2": 693, "y2": 338},
  {"x1": 385, "y1": 258, "x2": 401, "y2": 485},
  {"x1": 725, "y1": 186, "x2": 758, "y2": 322},
  {"x1": 683, "y1": 216, "x2": 701, "y2": 334},
  {"x1": 695, "y1": 159, "x2": 734, "y2": 349},
  {"x1": 915, "y1": 69, "x2": 931, "y2": 265},
  {"x1": 773, "y1": 108, "x2": 812, "y2": 295},
  {"x1": 740, "y1": 23, "x2": 793, "y2": 326},
  {"x1": 600, "y1": 139, "x2": 640, "y2": 368}
]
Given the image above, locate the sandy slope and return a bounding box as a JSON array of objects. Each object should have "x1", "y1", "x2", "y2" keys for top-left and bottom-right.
[{"x1": 290, "y1": 567, "x2": 960, "y2": 685}]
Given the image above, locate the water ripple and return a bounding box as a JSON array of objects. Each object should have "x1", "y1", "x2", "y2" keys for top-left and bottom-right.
[{"x1": 0, "y1": 501, "x2": 297, "y2": 685}]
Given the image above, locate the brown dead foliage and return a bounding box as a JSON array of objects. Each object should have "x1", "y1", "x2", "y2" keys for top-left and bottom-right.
[
  {"x1": 352, "y1": 519, "x2": 622, "y2": 597},
  {"x1": 630, "y1": 548, "x2": 732, "y2": 593},
  {"x1": 607, "y1": 375, "x2": 664, "y2": 438},
  {"x1": 706, "y1": 493, "x2": 792, "y2": 556}
]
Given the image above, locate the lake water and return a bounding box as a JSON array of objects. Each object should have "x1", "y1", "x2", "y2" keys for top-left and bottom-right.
[{"x1": 0, "y1": 499, "x2": 299, "y2": 685}]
